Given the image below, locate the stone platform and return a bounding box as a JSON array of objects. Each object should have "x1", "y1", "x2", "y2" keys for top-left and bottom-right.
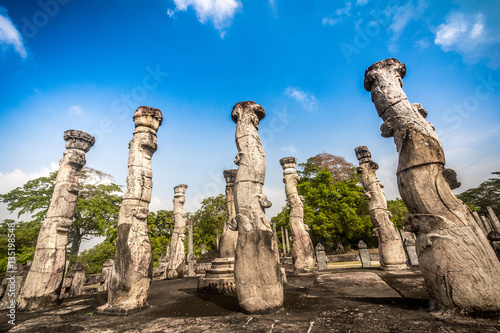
[
  {"x1": 197, "y1": 257, "x2": 236, "y2": 294},
  {"x1": 3, "y1": 267, "x2": 500, "y2": 332}
]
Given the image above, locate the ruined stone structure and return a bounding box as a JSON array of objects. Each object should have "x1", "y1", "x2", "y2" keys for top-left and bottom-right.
[
  {"x1": 231, "y1": 101, "x2": 283, "y2": 313},
  {"x1": 18, "y1": 130, "x2": 95, "y2": 311},
  {"x1": 97, "y1": 106, "x2": 162, "y2": 315},
  {"x1": 1, "y1": 263, "x2": 30, "y2": 310},
  {"x1": 198, "y1": 169, "x2": 237, "y2": 294},
  {"x1": 279, "y1": 157, "x2": 315, "y2": 273},
  {"x1": 403, "y1": 238, "x2": 419, "y2": 266},
  {"x1": 315, "y1": 243, "x2": 327, "y2": 270},
  {"x1": 100, "y1": 259, "x2": 114, "y2": 292},
  {"x1": 186, "y1": 219, "x2": 196, "y2": 277},
  {"x1": 166, "y1": 184, "x2": 188, "y2": 280},
  {"x1": 67, "y1": 262, "x2": 85, "y2": 298},
  {"x1": 281, "y1": 226, "x2": 287, "y2": 255},
  {"x1": 364, "y1": 58, "x2": 500, "y2": 312},
  {"x1": 355, "y1": 146, "x2": 407, "y2": 270},
  {"x1": 358, "y1": 240, "x2": 372, "y2": 268}
]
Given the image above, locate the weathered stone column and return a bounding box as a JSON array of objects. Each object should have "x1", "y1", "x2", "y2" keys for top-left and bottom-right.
[
  {"x1": 219, "y1": 169, "x2": 238, "y2": 258},
  {"x1": 358, "y1": 240, "x2": 372, "y2": 268},
  {"x1": 99, "y1": 259, "x2": 114, "y2": 292},
  {"x1": 315, "y1": 243, "x2": 327, "y2": 270},
  {"x1": 355, "y1": 146, "x2": 407, "y2": 270},
  {"x1": 18, "y1": 130, "x2": 95, "y2": 311},
  {"x1": 187, "y1": 220, "x2": 194, "y2": 258},
  {"x1": 364, "y1": 58, "x2": 500, "y2": 312},
  {"x1": 232, "y1": 101, "x2": 283, "y2": 313},
  {"x1": 68, "y1": 262, "x2": 85, "y2": 298},
  {"x1": 166, "y1": 184, "x2": 188, "y2": 280},
  {"x1": 280, "y1": 157, "x2": 315, "y2": 273},
  {"x1": 281, "y1": 226, "x2": 287, "y2": 255},
  {"x1": 97, "y1": 106, "x2": 162, "y2": 315}
]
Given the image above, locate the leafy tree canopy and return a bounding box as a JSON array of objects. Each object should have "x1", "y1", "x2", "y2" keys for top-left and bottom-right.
[
  {"x1": 298, "y1": 152, "x2": 355, "y2": 183},
  {"x1": 148, "y1": 209, "x2": 174, "y2": 266},
  {"x1": 0, "y1": 219, "x2": 41, "y2": 273},
  {"x1": 457, "y1": 171, "x2": 500, "y2": 216},
  {"x1": 387, "y1": 198, "x2": 408, "y2": 229},
  {"x1": 191, "y1": 194, "x2": 227, "y2": 256}
]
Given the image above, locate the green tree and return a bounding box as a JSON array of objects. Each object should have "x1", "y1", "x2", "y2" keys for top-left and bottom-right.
[
  {"x1": 191, "y1": 194, "x2": 227, "y2": 256},
  {"x1": 0, "y1": 167, "x2": 122, "y2": 263},
  {"x1": 387, "y1": 198, "x2": 408, "y2": 229},
  {"x1": 299, "y1": 152, "x2": 355, "y2": 183},
  {"x1": 148, "y1": 209, "x2": 174, "y2": 266},
  {"x1": 76, "y1": 240, "x2": 116, "y2": 274},
  {"x1": 457, "y1": 171, "x2": 500, "y2": 216},
  {"x1": 0, "y1": 219, "x2": 41, "y2": 272}
]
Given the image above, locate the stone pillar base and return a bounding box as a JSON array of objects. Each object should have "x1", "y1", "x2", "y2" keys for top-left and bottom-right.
[
  {"x1": 380, "y1": 264, "x2": 408, "y2": 271},
  {"x1": 96, "y1": 303, "x2": 150, "y2": 316},
  {"x1": 197, "y1": 258, "x2": 236, "y2": 294}
]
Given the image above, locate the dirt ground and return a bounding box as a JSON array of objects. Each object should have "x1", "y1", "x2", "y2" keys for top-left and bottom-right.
[{"x1": 2, "y1": 267, "x2": 500, "y2": 333}]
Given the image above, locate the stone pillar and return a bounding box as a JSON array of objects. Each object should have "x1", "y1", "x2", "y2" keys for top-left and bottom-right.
[
  {"x1": 364, "y1": 58, "x2": 500, "y2": 312},
  {"x1": 231, "y1": 101, "x2": 283, "y2": 313},
  {"x1": 166, "y1": 184, "x2": 188, "y2": 280},
  {"x1": 68, "y1": 262, "x2": 85, "y2": 298},
  {"x1": 272, "y1": 223, "x2": 279, "y2": 256},
  {"x1": 358, "y1": 241, "x2": 372, "y2": 268},
  {"x1": 97, "y1": 106, "x2": 162, "y2": 315},
  {"x1": 18, "y1": 130, "x2": 95, "y2": 311},
  {"x1": 486, "y1": 206, "x2": 500, "y2": 232},
  {"x1": 315, "y1": 243, "x2": 327, "y2": 270},
  {"x1": 355, "y1": 146, "x2": 407, "y2": 270},
  {"x1": 473, "y1": 211, "x2": 489, "y2": 236},
  {"x1": 487, "y1": 232, "x2": 500, "y2": 261},
  {"x1": 284, "y1": 228, "x2": 291, "y2": 254},
  {"x1": 279, "y1": 157, "x2": 315, "y2": 273},
  {"x1": 403, "y1": 238, "x2": 419, "y2": 266},
  {"x1": 219, "y1": 169, "x2": 238, "y2": 258},
  {"x1": 1, "y1": 263, "x2": 30, "y2": 310},
  {"x1": 99, "y1": 259, "x2": 114, "y2": 292},
  {"x1": 187, "y1": 220, "x2": 194, "y2": 259},
  {"x1": 201, "y1": 243, "x2": 206, "y2": 255},
  {"x1": 281, "y1": 226, "x2": 287, "y2": 255}
]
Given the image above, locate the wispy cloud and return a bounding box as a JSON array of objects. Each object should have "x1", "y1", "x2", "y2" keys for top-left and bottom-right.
[
  {"x1": 322, "y1": 1, "x2": 351, "y2": 26},
  {"x1": 386, "y1": 0, "x2": 428, "y2": 53},
  {"x1": 356, "y1": 0, "x2": 368, "y2": 6},
  {"x1": 69, "y1": 105, "x2": 84, "y2": 115},
  {"x1": 284, "y1": 87, "x2": 318, "y2": 112},
  {"x1": 280, "y1": 145, "x2": 298, "y2": 154},
  {"x1": 0, "y1": 163, "x2": 59, "y2": 198},
  {"x1": 0, "y1": 7, "x2": 27, "y2": 58},
  {"x1": 168, "y1": 0, "x2": 242, "y2": 38}
]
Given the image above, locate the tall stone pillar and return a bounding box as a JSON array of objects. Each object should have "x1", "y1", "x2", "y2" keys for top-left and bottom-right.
[
  {"x1": 166, "y1": 184, "x2": 188, "y2": 280},
  {"x1": 281, "y1": 226, "x2": 287, "y2": 255},
  {"x1": 18, "y1": 130, "x2": 95, "y2": 311},
  {"x1": 231, "y1": 101, "x2": 283, "y2": 313},
  {"x1": 187, "y1": 219, "x2": 194, "y2": 259},
  {"x1": 97, "y1": 106, "x2": 162, "y2": 315},
  {"x1": 219, "y1": 169, "x2": 238, "y2": 258},
  {"x1": 280, "y1": 157, "x2": 314, "y2": 273},
  {"x1": 364, "y1": 58, "x2": 500, "y2": 312},
  {"x1": 355, "y1": 146, "x2": 407, "y2": 270}
]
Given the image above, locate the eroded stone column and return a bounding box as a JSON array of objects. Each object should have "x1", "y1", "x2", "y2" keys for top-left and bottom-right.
[
  {"x1": 364, "y1": 58, "x2": 500, "y2": 312},
  {"x1": 219, "y1": 169, "x2": 238, "y2": 258},
  {"x1": 232, "y1": 101, "x2": 283, "y2": 313},
  {"x1": 279, "y1": 157, "x2": 315, "y2": 273},
  {"x1": 97, "y1": 106, "x2": 162, "y2": 315},
  {"x1": 166, "y1": 184, "x2": 188, "y2": 280},
  {"x1": 355, "y1": 146, "x2": 407, "y2": 270},
  {"x1": 18, "y1": 130, "x2": 94, "y2": 311}
]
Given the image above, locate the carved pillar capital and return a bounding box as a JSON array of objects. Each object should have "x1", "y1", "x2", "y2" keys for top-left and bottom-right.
[
  {"x1": 133, "y1": 106, "x2": 163, "y2": 133},
  {"x1": 223, "y1": 169, "x2": 238, "y2": 186},
  {"x1": 279, "y1": 156, "x2": 297, "y2": 175},
  {"x1": 63, "y1": 130, "x2": 96, "y2": 152}
]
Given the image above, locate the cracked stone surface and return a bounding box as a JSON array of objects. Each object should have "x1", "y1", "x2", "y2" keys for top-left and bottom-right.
[
  {"x1": 97, "y1": 106, "x2": 162, "y2": 315},
  {"x1": 355, "y1": 146, "x2": 407, "y2": 270},
  {"x1": 231, "y1": 101, "x2": 284, "y2": 313},
  {"x1": 18, "y1": 130, "x2": 95, "y2": 311},
  {"x1": 166, "y1": 184, "x2": 188, "y2": 280},
  {"x1": 364, "y1": 58, "x2": 500, "y2": 313},
  {"x1": 279, "y1": 157, "x2": 315, "y2": 273}
]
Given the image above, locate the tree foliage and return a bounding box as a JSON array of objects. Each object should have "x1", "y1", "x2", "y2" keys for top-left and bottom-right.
[
  {"x1": 191, "y1": 194, "x2": 227, "y2": 256},
  {"x1": 387, "y1": 198, "x2": 408, "y2": 229},
  {"x1": 76, "y1": 240, "x2": 116, "y2": 274},
  {"x1": 148, "y1": 209, "x2": 174, "y2": 266},
  {"x1": 0, "y1": 219, "x2": 41, "y2": 273},
  {"x1": 298, "y1": 152, "x2": 355, "y2": 183},
  {"x1": 457, "y1": 171, "x2": 500, "y2": 216}
]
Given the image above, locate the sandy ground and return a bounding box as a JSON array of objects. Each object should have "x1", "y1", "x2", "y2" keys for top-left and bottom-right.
[{"x1": 2, "y1": 267, "x2": 500, "y2": 332}]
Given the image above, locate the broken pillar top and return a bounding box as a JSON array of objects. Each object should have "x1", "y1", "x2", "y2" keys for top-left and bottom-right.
[
  {"x1": 63, "y1": 130, "x2": 95, "y2": 152},
  {"x1": 231, "y1": 101, "x2": 266, "y2": 123},
  {"x1": 354, "y1": 146, "x2": 373, "y2": 164},
  {"x1": 71, "y1": 262, "x2": 85, "y2": 271},
  {"x1": 358, "y1": 240, "x2": 367, "y2": 249},
  {"x1": 133, "y1": 106, "x2": 163, "y2": 131},
  {"x1": 443, "y1": 168, "x2": 461, "y2": 190},
  {"x1": 279, "y1": 156, "x2": 297, "y2": 170},
  {"x1": 223, "y1": 169, "x2": 238, "y2": 184},
  {"x1": 364, "y1": 58, "x2": 406, "y2": 92},
  {"x1": 174, "y1": 184, "x2": 188, "y2": 197},
  {"x1": 315, "y1": 243, "x2": 325, "y2": 251}
]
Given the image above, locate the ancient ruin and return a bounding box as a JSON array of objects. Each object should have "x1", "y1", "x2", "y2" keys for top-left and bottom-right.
[
  {"x1": 355, "y1": 146, "x2": 407, "y2": 270},
  {"x1": 18, "y1": 130, "x2": 95, "y2": 311},
  {"x1": 97, "y1": 106, "x2": 162, "y2": 315},
  {"x1": 315, "y1": 243, "x2": 327, "y2": 270},
  {"x1": 198, "y1": 169, "x2": 237, "y2": 294},
  {"x1": 358, "y1": 240, "x2": 372, "y2": 268},
  {"x1": 231, "y1": 101, "x2": 283, "y2": 313},
  {"x1": 186, "y1": 219, "x2": 196, "y2": 277},
  {"x1": 364, "y1": 58, "x2": 500, "y2": 312},
  {"x1": 166, "y1": 184, "x2": 188, "y2": 280},
  {"x1": 279, "y1": 157, "x2": 315, "y2": 273}
]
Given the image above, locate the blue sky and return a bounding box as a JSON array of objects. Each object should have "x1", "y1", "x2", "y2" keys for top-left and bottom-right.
[{"x1": 1, "y1": 0, "x2": 499, "y2": 250}]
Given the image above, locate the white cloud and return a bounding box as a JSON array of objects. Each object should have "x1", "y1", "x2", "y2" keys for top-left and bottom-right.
[
  {"x1": 356, "y1": 0, "x2": 368, "y2": 6},
  {"x1": 322, "y1": 1, "x2": 351, "y2": 26},
  {"x1": 168, "y1": 0, "x2": 241, "y2": 37},
  {"x1": 284, "y1": 87, "x2": 318, "y2": 112},
  {"x1": 69, "y1": 105, "x2": 84, "y2": 115},
  {"x1": 0, "y1": 7, "x2": 27, "y2": 58},
  {"x1": 386, "y1": 0, "x2": 428, "y2": 52},
  {"x1": 322, "y1": 17, "x2": 339, "y2": 26},
  {"x1": 280, "y1": 145, "x2": 297, "y2": 154}
]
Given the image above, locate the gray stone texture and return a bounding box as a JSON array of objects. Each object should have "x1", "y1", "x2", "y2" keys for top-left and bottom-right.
[
  {"x1": 97, "y1": 106, "x2": 162, "y2": 315},
  {"x1": 218, "y1": 169, "x2": 238, "y2": 258},
  {"x1": 403, "y1": 238, "x2": 419, "y2": 266},
  {"x1": 166, "y1": 184, "x2": 188, "y2": 280},
  {"x1": 364, "y1": 58, "x2": 500, "y2": 312},
  {"x1": 355, "y1": 146, "x2": 407, "y2": 270},
  {"x1": 232, "y1": 101, "x2": 283, "y2": 313},
  {"x1": 67, "y1": 262, "x2": 85, "y2": 298},
  {"x1": 315, "y1": 243, "x2": 327, "y2": 270},
  {"x1": 358, "y1": 241, "x2": 372, "y2": 268},
  {"x1": 18, "y1": 130, "x2": 95, "y2": 311},
  {"x1": 279, "y1": 157, "x2": 315, "y2": 273}
]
